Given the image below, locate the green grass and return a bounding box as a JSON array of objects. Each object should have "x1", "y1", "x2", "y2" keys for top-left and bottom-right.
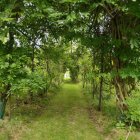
[
  {"x1": 19, "y1": 83, "x2": 102, "y2": 140},
  {"x1": 0, "y1": 83, "x2": 140, "y2": 140}
]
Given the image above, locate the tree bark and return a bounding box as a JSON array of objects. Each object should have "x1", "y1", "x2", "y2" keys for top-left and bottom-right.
[{"x1": 98, "y1": 48, "x2": 104, "y2": 111}]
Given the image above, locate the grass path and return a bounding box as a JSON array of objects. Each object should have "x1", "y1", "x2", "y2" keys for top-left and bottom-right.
[
  {"x1": 1, "y1": 83, "x2": 140, "y2": 140},
  {"x1": 20, "y1": 83, "x2": 102, "y2": 140}
]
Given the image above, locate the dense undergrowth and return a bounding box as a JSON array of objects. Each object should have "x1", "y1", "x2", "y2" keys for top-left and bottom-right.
[{"x1": 83, "y1": 84, "x2": 140, "y2": 140}]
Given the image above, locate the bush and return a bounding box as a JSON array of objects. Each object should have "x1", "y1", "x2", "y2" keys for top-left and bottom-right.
[
  {"x1": 10, "y1": 70, "x2": 49, "y2": 98},
  {"x1": 124, "y1": 92, "x2": 140, "y2": 128}
]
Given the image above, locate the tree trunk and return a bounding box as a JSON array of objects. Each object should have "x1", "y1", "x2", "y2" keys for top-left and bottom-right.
[
  {"x1": 31, "y1": 44, "x2": 35, "y2": 72},
  {"x1": 114, "y1": 76, "x2": 128, "y2": 112},
  {"x1": 98, "y1": 76, "x2": 103, "y2": 111},
  {"x1": 91, "y1": 50, "x2": 96, "y2": 98},
  {"x1": 0, "y1": 99, "x2": 6, "y2": 119},
  {"x1": 111, "y1": 14, "x2": 128, "y2": 112},
  {"x1": 98, "y1": 49, "x2": 104, "y2": 111}
]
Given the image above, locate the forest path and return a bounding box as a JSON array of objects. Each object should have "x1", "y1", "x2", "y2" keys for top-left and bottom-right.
[{"x1": 20, "y1": 83, "x2": 102, "y2": 140}]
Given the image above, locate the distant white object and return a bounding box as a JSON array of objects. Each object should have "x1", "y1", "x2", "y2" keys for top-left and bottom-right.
[{"x1": 64, "y1": 71, "x2": 70, "y2": 79}]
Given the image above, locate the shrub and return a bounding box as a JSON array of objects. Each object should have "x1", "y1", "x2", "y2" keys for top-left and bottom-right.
[
  {"x1": 10, "y1": 71, "x2": 49, "y2": 98},
  {"x1": 124, "y1": 92, "x2": 140, "y2": 128}
]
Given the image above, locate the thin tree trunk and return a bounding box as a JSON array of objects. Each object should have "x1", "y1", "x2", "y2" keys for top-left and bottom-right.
[
  {"x1": 8, "y1": 94, "x2": 11, "y2": 120},
  {"x1": 92, "y1": 51, "x2": 96, "y2": 98},
  {"x1": 98, "y1": 76, "x2": 103, "y2": 111},
  {"x1": 98, "y1": 49, "x2": 104, "y2": 111},
  {"x1": 0, "y1": 99, "x2": 7, "y2": 119},
  {"x1": 31, "y1": 45, "x2": 35, "y2": 72}
]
